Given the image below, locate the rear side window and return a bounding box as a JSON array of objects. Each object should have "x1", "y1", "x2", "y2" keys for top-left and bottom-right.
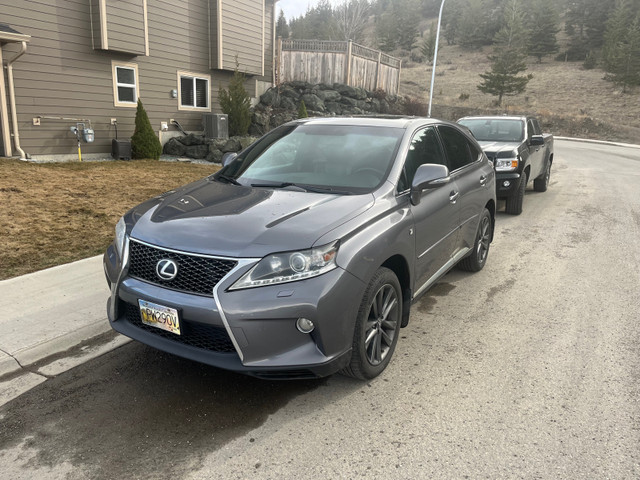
[
  {"x1": 438, "y1": 125, "x2": 474, "y2": 171},
  {"x1": 399, "y1": 127, "x2": 446, "y2": 191}
]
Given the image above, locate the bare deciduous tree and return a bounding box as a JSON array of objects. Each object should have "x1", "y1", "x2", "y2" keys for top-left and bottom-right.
[{"x1": 334, "y1": 0, "x2": 370, "y2": 43}]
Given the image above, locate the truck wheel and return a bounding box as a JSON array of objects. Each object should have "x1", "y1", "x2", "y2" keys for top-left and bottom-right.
[
  {"x1": 534, "y1": 161, "x2": 551, "y2": 192},
  {"x1": 458, "y1": 208, "x2": 492, "y2": 272},
  {"x1": 341, "y1": 267, "x2": 402, "y2": 380},
  {"x1": 505, "y1": 174, "x2": 526, "y2": 215}
]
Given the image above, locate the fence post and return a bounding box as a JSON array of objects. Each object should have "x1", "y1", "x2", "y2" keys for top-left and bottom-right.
[
  {"x1": 276, "y1": 36, "x2": 283, "y2": 85},
  {"x1": 345, "y1": 40, "x2": 353, "y2": 86},
  {"x1": 375, "y1": 51, "x2": 382, "y2": 91},
  {"x1": 396, "y1": 60, "x2": 402, "y2": 95}
]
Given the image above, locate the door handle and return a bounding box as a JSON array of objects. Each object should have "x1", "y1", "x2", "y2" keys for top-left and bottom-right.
[
  {"x1": 480, "y1": 175, "x2": 487, "y2": 186},
  {"x1": 449, "y1": 191, "x2": 459, "y2": 203}
]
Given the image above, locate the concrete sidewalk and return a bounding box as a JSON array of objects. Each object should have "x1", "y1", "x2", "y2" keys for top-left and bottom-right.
[{"x1": 0, "y1": 255, "x2": 114, "y2": 377}]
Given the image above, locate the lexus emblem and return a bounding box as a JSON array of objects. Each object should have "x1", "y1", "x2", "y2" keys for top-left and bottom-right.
[{"x1": 156, "y1": 259, "x2": 178, "y2": 281}]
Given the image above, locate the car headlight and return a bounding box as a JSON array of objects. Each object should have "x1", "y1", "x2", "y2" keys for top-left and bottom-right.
[
  {"x1": 229, "y1": 242, "x2": 339, "y2": 290},
  {"x1": 115, "y1": 217, "x2": 126, "y2": 258},
  {"x1": 495, "y1": 157, "x2": 518, "y2": 171}
]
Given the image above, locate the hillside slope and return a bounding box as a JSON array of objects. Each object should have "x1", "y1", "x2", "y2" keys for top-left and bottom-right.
[{"x1": 400, "y1": 44, "x2": 639, "y2": 143}]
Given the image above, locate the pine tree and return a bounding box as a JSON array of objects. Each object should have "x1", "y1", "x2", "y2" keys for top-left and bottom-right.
[
  {"x1": 421, "y1": 23, "x2": 438, "y2": 62},
  {"x1": 459, "y1": 0, "x2": 500, "y2": 48},
  {"x1": 218, "y1": 66, "x2": 252, "y2": 137},
  {"x1": 477, "y1": 0, "x2": 532, "y2": 105},
  {"x1": 396, "y1": 0, "x2": 420, "y2": 51},
  {"x1": 298, "y1": 100, "x2": 309, "y2": 118},
  {"x1": 131, "y1": 99, "x2": 162, "y2": 160},
  {"x1": 527, "y1": 0, "x2": 560, "y2": 62},
  {"x1": 376, "y1": 12, "x2": 398, "y2": 52},
  {"x1": 276, "y1": 10, "x2": 289, "y2": 39},
  {"x1": 443, "y1": 0, "x2": 463, "y2": 45},
  {"x1": 564, "y1": 0, "x2": 615, "y2": 60},
  {"x1": 603, "y1": 2, "x2": 640, "y2": 92}
]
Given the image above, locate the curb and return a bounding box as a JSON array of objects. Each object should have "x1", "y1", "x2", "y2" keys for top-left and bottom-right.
[
  {"x1": 555, "y1": 137, "x2": 640, "y2": 149},
  {"x1": 0, "y1": 255, "x2": 112, "y2": 378}
]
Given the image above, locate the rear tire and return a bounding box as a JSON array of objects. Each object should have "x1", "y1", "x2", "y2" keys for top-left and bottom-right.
[
  {"x1": 505, "y1": 173, "x2": 526, "y2": 215},
  {"x1": 534, "y1": 161, "x2": 551, "y2": 192},
  {"x1": 341, "y1": 267, "x2": 402, "y2": 380},
  {"x1": 458, "y1": 208, "x2": 492, "y2": 272}
]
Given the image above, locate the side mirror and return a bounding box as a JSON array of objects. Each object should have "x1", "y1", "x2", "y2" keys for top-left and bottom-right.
[
  {"x1": 410, "y1": 164, "x2": 450, "y2": 205},
  {"x1": 529, "y1": 135, "x2": 544, "y2": 146},
  {"x1": 221, "y1": 152, "x2": 238, "y2": 167}
]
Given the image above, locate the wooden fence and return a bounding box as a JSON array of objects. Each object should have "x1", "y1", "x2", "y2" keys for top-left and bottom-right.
[{"x1": 276, "y1": 38, "x2": 401, "y2": 95}]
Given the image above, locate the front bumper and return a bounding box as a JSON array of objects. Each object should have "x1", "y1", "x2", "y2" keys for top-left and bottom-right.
[
  {"x1": 104, "y1": 242, "x2": 365, "y2": 379},
  {"x1": 495, "y1": 172, "x2": 522, "y2": 198}
]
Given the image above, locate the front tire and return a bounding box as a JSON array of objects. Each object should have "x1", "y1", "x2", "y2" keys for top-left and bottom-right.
[
  {"x1": 458, "y1": 208, "x2": 492, "y2": 272},
  {"x1": 341, "y1": 267, "x2": 402, "y2": 380},
  {"x1": 505, "y1": 173, "x2": 526, "y2": 215}
]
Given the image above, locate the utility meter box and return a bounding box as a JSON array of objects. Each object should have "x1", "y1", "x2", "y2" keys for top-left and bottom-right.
[
  {"x1": 203, "y1": 114, "x2": 228, "y2": 139},
  {"x1": 83, "y1": 128, "x2": 95, "y2": 143},
  {"x1": 112, "y1": 139, "x2": 131, "y2": 160}
]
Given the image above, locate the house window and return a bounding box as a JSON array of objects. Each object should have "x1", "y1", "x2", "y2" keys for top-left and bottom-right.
[
  {"x1": 112, "y1": 62, "x2": 139, "y2": 108},
  {"x1": 178, "y1": 71, "x2": 210, "y2": 111}
]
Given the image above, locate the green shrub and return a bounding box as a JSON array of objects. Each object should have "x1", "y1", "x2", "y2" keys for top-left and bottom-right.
[
  {"x1": 298, "y1": 100, "x2": 308, "y2": 118},
  {"x1": 218, "y1": 67, "x2": 252, "y2": 136},
  {"x1": 131, "y1": 99, "x2": 162, "y2": 160}
]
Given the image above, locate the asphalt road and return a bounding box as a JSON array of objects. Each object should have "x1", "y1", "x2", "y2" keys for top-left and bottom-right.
[{"x1": 1, "y1": 139, "x2": 639, "y2": 479}]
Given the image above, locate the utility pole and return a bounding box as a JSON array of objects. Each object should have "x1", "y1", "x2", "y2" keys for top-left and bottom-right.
[{"x1": 427, "y1": 0, "x2": 446, "y2": 118}]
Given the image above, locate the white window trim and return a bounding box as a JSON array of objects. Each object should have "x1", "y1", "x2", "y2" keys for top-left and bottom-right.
[
  {"x1": 112, "y1": 61, "x2": 139, "y2": 108},
  {"x1": 177, "y1": 71, "x2": 211, "y2": 112}
]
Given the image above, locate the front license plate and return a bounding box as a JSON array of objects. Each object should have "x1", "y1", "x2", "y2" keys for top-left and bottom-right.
[{"x1": 138, "y1": 300, "x2": 181, "y2": 335}]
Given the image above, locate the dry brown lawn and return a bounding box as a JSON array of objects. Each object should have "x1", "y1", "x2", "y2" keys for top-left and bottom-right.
[
  {"x1": 400, "y1": 44, "x2": 640, "y2": 142},
  {"x1": 0, "y1": 159, "x2": 218, "y2": 280}
]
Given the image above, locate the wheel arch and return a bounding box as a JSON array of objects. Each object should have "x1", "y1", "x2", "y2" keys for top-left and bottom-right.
[{"x1": 381, "y1": 255, "x2": 412, "y2": 328}]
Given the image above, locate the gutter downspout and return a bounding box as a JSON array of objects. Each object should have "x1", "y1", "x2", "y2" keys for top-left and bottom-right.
[{"x1": 6, "y1": 41, "x2": 28, "y2": 159}]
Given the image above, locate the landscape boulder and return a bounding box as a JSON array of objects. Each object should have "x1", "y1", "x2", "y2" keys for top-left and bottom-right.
[{"x1": 163, "y1": 137, "x2": 186, "y2": 156}]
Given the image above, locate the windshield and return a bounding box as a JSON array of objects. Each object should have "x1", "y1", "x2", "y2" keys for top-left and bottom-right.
[
  {"x1": 458, "y1": 118, "x2": 524, "y2": 143},
  {"x1": 216, "y1": 124, "x2": 404, "y2": 194}
]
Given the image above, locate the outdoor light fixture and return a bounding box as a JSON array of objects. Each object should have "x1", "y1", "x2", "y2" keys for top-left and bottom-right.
[{"x1": 170, "y1": 89, "x2": 178, "y2": 98}]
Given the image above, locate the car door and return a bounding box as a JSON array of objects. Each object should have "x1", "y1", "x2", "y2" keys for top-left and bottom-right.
[
  {"x1": 436, "y1": 125, "x2": 491, "y2": 254},
  {"x1": 400, "y1": 126, "x2": 460, "y2": 292}
]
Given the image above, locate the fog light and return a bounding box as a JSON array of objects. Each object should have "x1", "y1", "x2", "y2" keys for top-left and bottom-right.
[
  {"x1": 503, "y1": 180, "x2": 511, "y2": 187},
  {"x1": 296, "y1": 317, "x2": 315, "y2": 333}
]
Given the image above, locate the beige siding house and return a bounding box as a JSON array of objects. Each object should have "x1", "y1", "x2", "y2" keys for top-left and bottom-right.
[{"x1": 0, "y1": 0, "x2": 276, "y2": 160}]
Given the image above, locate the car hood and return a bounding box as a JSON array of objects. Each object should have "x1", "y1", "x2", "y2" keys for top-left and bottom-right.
[
  {"x1": 478, "y1": 141, "x2": 520, "y2": 156},
  {"x1": 129, "y1": 178, "x2": 375, "y2": 258}
]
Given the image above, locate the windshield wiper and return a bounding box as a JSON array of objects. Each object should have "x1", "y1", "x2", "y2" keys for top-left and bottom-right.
[
  {"x1": 251, "y1": 182, "x2": 353, "y2": 195},
  {"x1": 215, "y1": 174, "x2": 241, "y2": 185}
]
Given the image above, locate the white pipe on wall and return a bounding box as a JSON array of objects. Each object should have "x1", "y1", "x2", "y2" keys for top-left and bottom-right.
[{"x1": 6, "y1": 41, "x2": 28, "y2": 159}]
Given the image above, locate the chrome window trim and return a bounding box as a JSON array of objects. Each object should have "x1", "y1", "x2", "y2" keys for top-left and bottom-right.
[{"x1": 130, "y1": 237, "x2": 239, "y2": 261}]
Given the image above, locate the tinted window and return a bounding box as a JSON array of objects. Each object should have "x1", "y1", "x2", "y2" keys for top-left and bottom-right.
[
  {"x1": 438, "y1": 126, "x2": 474, "y2": 171},
  {"x1": 399, "y1": 127, "x2": 446, "y2": 191}
]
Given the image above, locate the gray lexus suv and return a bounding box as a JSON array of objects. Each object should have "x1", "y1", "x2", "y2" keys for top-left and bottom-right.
[{"x1": 104, "y1": 117, "x2": 496, "y2": 380}]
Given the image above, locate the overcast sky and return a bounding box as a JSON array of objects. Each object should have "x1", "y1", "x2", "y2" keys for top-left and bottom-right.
[{"x1": 278, "y1": 0, "x2": 343, "y2": 20}]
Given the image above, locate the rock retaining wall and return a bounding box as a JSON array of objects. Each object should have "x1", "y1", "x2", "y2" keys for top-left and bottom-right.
[
  {"x1": 162, "y1": 82, "x2": 406, "y2": 162},
  {"x1": 250, "y1": 81, "x2": 406, "y2": 135},
  {"x1": 162, "y1": 134, "x2": 257, "y2": 163}
]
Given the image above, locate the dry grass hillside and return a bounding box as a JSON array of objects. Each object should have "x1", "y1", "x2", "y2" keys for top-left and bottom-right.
[{"x1": 398, "y1": 45, "x2": 639, "y2": 144}]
